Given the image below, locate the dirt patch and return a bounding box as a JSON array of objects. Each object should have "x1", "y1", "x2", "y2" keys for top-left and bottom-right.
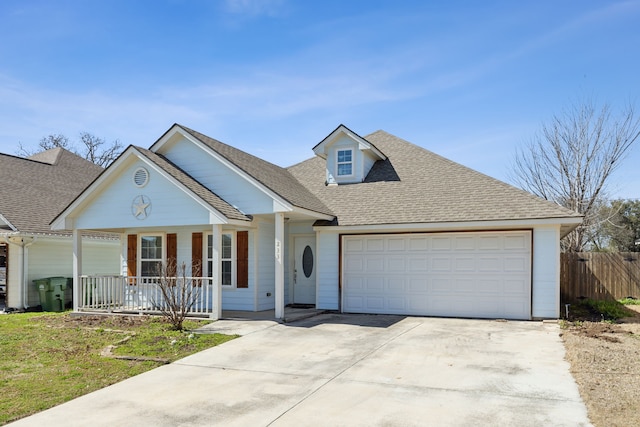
[
  {"x1": 561, "y1": 309, "x2": 640, "y2": 427},
  {"x1": 32, "y1": 314, "x2": 153, "y2": 329}
]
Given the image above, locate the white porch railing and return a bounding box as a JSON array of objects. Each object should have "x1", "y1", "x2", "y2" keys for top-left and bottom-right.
[{"x1": 79, "y1": 275, "x2": 218, "y2": 319}]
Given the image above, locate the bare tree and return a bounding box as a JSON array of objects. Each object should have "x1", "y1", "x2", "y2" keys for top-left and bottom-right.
[
  {"x1": 17, "y1": 132, "x2": 123, "y2": 167},
  {"x1": 152, "y1": 259, "x2": 202, "y2": 331},
  {"x1": 511, "y1": 100, "x2": 640, "y2": 252}
]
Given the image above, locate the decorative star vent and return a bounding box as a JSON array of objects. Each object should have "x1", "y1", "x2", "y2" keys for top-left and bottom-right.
[{"x1": 131, "y1": 195, "x2": 151, "y2": 220}]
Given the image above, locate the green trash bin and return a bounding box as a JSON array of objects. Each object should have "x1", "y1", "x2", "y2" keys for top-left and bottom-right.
[{"x1": 35, "y1": 277, "x2": 67, "y2": 312}]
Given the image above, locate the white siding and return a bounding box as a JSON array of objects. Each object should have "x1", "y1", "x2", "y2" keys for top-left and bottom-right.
[
  {"x1": 316, "y1": 232, "x2": 339, "y2": 310},
  {"x1": 256, "y1": 219, "x2": 276, "y2": 310},
  {"x1": 25, "y1": 237, "x2": 120, "y2": 308},
  {"x1": 532, "y1": 226, "x2": 561, "y2": 318},
  {"x1": 161, "y1": 137, "x2": 275, "y2": 215},
  {"x1": 221, "y1": 230, "x2": 256, "y2": 311},
  {"x1": 75, "y1": 159, "x2": 216, "y2": 229}
]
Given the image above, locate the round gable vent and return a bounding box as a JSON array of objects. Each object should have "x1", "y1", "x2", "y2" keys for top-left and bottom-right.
[{"x1": 133, "y1": 167, "x2": 149, "y2": 187}]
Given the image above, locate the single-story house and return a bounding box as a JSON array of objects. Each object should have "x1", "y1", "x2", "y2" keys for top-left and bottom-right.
[
  {"x1": 52, "y1": 124, "x2": 582, "y2": 320},
  {"x1": 0, "y1": 148, "x2": 120, "y2": 310}
]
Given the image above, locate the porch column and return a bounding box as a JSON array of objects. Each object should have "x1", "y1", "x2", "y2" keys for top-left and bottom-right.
[
  {"x1": 211, "y1": 224, "x2": 222, "y2": 320},
  {"x1": 275, "y1": 212, "x2": 285, "y2": 319},
  {"x1": 72, "y1": 229, "x2": 82, "y2": 312}
]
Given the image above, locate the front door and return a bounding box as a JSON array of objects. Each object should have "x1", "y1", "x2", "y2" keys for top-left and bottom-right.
[{"x1": 293, "y1": 236, "x2": 316, "y2": 305}]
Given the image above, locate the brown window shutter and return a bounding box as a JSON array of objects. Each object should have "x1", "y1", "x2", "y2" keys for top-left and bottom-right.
[
  {"x1": 127, "y1": 234, "x2": 137, "y2": 285},
  {"x1": 192, "y1": 232, "x2": 203, "y2": 277},
  {"x1": 237, "y1": 231, "x2": 249, "y2": 288},
  {"x1": 166, "y1": 233, "x2": 177, "y2": 277}
]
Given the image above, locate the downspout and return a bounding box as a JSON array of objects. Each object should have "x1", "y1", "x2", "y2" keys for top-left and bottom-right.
[{"x1": 5, "y1": 235, "x2": 37, "y2": 309}]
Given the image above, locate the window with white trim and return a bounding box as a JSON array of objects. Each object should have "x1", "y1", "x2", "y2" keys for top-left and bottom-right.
[
  {"x1": 336, "y1": 149, "x2": 353, "y2": 176},
  {"x1": 140, "y1": 235, "x2": 163, "y2": 276},
  {"x1": 207, "y1": 233, "x2": 235, "y2": 286}
]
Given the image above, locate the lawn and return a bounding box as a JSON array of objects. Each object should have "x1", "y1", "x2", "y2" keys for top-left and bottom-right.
[{"x1": 0, "y1": 312, "x2": 236, "y2": 425}]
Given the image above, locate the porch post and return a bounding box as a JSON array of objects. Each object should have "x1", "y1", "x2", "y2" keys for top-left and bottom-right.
[
  {"x1": 211, "y1": 224, "x2": 222, "y2": 320},
  {"x1": 72, "y1": 229, "x2": 82, "y2": 312},
  {"x1": 275, "y1": 212, "x2": 285, "y2": 319}
]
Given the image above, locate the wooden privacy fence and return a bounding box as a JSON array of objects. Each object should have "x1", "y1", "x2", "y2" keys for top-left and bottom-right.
[{"x1": 561, "y1": 252, "x2": 640, "y2": 302}]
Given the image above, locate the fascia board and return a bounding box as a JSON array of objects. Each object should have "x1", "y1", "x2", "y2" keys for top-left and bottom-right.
[
  {"x1": 0, "y1": 213, "x2": 17, "y2": 232},
  {"x1": 313, "y1": 125, "x2": 386, "y2": 160},
  {"x1": 290, "y1": 206, "x2": 334, "y2": 221},
  {"x1": 313, "y1": 217, "x2": 583, "y2": 233}
]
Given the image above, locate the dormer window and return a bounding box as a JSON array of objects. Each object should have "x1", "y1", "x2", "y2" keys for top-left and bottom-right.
[
  {"x1": 313, "y1": 125, "x2": 387, "y2": 185},
  {"x1": 337, "y1": 149, "x2": 353, "y2": 176}
]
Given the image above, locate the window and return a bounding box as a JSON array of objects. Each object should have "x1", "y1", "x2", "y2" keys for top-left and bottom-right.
[
  {"x1": 140, "y1": 235, "x2": 163, "y2": 276},
  {"x1": 336, "y1": 149, "x2": 353, "y2": 176},
  {"x1": 208, "y1": 233, "x2": 234, "y2": 286}
]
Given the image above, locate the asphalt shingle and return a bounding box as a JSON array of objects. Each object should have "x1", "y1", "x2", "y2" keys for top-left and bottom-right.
[
  {"x1": 0, "y1": 148, "x2": 104, "y2": 235},
  {"x1": 288, "y1": 130, "x2": 581, "y2": 226}
]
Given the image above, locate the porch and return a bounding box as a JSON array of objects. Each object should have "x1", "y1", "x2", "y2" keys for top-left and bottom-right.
[
  {"x1": 77, "y1": 275, "x2": 326, "y2": 322},
  {"x1": 78, "y1": 275, "x2": 219, "y2": 319}
]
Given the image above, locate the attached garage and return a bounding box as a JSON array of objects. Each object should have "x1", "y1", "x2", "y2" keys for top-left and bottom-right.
[{"x1": 342, "y1": 231, "x2": 532, "y2": 320}]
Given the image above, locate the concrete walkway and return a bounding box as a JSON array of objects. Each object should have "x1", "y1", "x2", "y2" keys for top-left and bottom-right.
[{"x1": 8, "y1": 314, "x2": 591, "y2": 427}]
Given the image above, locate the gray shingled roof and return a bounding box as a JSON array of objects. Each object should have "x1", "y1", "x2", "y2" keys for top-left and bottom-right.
[
  {"x1": 288, "y1": 130, "x2": 582, "y2": 227},
  {"x1": 0, "y1": 148, "x2": 104, "y2": 235},
  {"x1": 179, "y1": 125, "x2": 334, "y2": 217},
  {"x1": 134, "y1": 147, "x2": 251, "y2": 222}
]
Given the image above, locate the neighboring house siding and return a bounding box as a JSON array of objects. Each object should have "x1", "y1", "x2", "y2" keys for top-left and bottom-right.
[
  {"x1": 161, "y1": 137, "x2": 275, "y2": 215},
  {"x1": 316, "y1": 232, "x2": 339, "y2": 310},
  {"x1": 26, "y1": 238, "x2": 120, "y2": 308},
  {"x1": 75, "y1": 160, "x2": 213, "y2": 230},
  {"x1": 5, "y1": 245, "x2": 22, "y2": 308},
  {"x1": 532, "y1": 226, "x2": 561, "y2": 318}
]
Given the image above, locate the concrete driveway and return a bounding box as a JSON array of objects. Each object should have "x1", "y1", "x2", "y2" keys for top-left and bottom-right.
[{"x1": 9, "y1": 314, "x2": 591, "y2": 427}]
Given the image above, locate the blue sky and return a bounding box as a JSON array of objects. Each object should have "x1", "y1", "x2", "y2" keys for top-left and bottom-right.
[{"x1": 1, "y1": 0, "x2": 639, "y2": 198}]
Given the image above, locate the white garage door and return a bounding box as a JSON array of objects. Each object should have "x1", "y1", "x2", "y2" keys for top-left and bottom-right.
[{"x1": 342, "y1": 231, "x2": 531, "y2": 320}]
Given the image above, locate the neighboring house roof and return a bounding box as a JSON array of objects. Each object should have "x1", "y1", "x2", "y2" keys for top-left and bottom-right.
[
  {"x1": 0, "y1": 148, "x2": 104, "y2": 235},
  {"x1": 178, "y1": 125, "x2": 334, "y2": 217},
  {"x1": 288, "y1": 130, "x2": 582, "y2": 228},
  {"x1": 134, "y1": 147, "x2": 251, "y2": 222}
]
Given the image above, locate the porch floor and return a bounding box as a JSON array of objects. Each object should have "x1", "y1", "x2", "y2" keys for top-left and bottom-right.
[
  {"x1": 222, "y1": 306, "x2": 329, "y2": 323},
  {"x1": 196, "y1": 307, "x2": 330, "y2": 336}
]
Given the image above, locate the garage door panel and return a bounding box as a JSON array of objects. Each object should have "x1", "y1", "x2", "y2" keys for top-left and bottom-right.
[
  {"x1": 454, "y1": 257, "x2": 475, "y2": 271},
  {"x1": 366, "y1": 239, "x2": 385, "y2": 251},
  {"x1": 387, "y1": 257, "x2": 406, "y2": 272},
  {"x1": 366, "y1": 257, "x2": 385, "y2": 272},
  {"x1": 454, "y1": 236, "x2": 475, "y2": 250},
  {"x1": 343, "y1": 232, "x2": 532, "y2": 320},
  {"x1": 432, "y1": 237, "x2": 452, "y2": 250},
  {"x1": 504, "y1": 257, "x2": 528, "y2": 272},
  {"x1": 387, "y1": 238, "x2": 406, "y2": 251},
  {"x1": 479, "y1": 236, "x2": 501, "y2": 250},
  {"x1": 478, "y1": 256, "x2": 501, "y2": 272}
]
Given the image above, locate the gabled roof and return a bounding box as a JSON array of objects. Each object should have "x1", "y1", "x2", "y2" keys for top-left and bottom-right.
[
  {"x1": 289, "y1": 130, "x2": 582, "y2": 230},
  {"x1": 134, "y1": 147, "x2": 251, "y2": 222},
  {"x1": 177, "y1": 125, "x2": 334, "y2": 217},
  {"x1": 312, "y1": 124, "x2": 386, "y2": 160},
  {"x1": 0, "y1": 148, "x2": 104, "y2": 235}
]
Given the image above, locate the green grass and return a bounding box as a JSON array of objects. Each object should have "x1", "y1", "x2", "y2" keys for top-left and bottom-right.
[
  {"x1": 579, "y1": 298, "x2": 635, "y2": 320},
  {"x1": 0, "y1": 312, "x2": 236, "y2": 425},
  {"x1": 619, "y1": 297, "x2": 640, "y2": 305}
]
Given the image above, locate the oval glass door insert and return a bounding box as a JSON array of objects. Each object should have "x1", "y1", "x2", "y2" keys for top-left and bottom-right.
[{"x1": 302, "y1": 246, "x2": 314, "y2": 278}]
